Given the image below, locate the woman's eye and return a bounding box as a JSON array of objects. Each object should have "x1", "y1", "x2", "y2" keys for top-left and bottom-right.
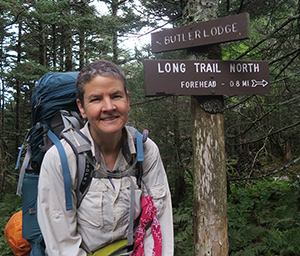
[{"x1": 91, "y1": 98, "x2": 101, "y2": 102}]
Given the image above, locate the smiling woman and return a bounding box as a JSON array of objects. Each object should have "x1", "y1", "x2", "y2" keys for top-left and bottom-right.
[
  {"x1": 77, "y1": 75, "x2": 130, "y2": 164},
  {"x1": 37, "y1": 59, "x2": 174, "y2": 256}
]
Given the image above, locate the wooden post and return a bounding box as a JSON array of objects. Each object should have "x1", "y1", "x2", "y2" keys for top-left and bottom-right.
[
  {"x1": 145, "y1": 3, "x2": 269, "y2": 255},
  {"x1": 144, "y1": 3, "x2": 267, "y2": 256},
  {"x1": 182, "y1": 1, "x2": 229, "y2": 255},
  {"x1": 191, "y1": 95, "x2": 228, "y2": 255}
]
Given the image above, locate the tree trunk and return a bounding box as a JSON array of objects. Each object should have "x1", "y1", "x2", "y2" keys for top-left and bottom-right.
[
  {"x1": 65, "y1": 3, "x2": 73, "y2": 72},
  {"x1": 78, "y1": 0, "x2": 85, "y2": 70},
  {"x1": 52, "y1": 24, "x2": 57, "y2": 68},
  {"x1": 65, "y1": 28, "x2": 73, "y2": 71},
  {"x1": 38, "y1": 21, "x2": 47, "y2": 67},
  {"x1": 183, "y1": 1, "x2": 229, "y2": 255},
  {"x1": 59, "y1": 32, "x2": 64, "y2": 71},
  {"x1": 111, "y1": 0, "x2": 119, "y2": 64},
  {"x1": 0, "y1": 38, "x2": 4, "y2": 136},
  {"x1": 15, "y1": 21, "x2": 22, "y2": 160},
  {"x1": 191, "y1": 96, "x2": 228, "y2": 255},
  {"x1": 79, "y1": 29, "x2": 85, "y2": 70},
  {"x1": 0, "y1": 145, "x2": 2, "y2": 195}
]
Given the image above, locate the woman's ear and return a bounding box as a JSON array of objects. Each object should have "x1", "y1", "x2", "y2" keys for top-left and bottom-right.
[{"x1": 77, "y1": 99, "x2": 87, "y2": 119}]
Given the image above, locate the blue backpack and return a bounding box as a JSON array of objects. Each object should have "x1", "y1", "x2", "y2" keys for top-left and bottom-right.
[
  {"x1": 15, "y1": 72, "x2": 147, "y2": 255},
  {"x1": 15, "y1": 72, "x2": 83, "y2": 255}
]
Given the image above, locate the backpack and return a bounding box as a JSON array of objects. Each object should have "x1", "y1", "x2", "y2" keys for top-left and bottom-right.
[
  {"x1": 15, "y1": 72, "x2": 147, "y2": 256},
  {"x1": 15, "y1": 72, "x2": 83, "y2": 255}
]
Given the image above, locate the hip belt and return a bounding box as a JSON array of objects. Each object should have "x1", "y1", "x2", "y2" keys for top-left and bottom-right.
[{"x1": 87, "y1": 239, "x2": 134, "y2": 256}]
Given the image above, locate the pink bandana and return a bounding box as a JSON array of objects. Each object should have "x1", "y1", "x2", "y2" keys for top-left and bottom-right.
[{"x1": 131, "y1": 195, "x2": 162, "y2": 256}]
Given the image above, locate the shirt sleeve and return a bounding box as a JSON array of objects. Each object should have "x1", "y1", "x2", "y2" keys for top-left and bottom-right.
[
  {"x1": 142, "y1": 139, "x2": 174, "y2": 256},
  {"x1": 37, "y1": 145, "x2": 87, "y2": 256}
]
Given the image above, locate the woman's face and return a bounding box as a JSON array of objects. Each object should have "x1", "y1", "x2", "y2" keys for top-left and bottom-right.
[{"x1": 77, "y1": 75, "x2": 130, "y2": 140}]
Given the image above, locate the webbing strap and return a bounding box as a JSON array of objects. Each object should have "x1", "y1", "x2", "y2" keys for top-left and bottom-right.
[
  {"x1": 92, "y1": 157, "x2": 138, "y2": 179},
  {"x1": 15, "y1": 128, "x2": 33, "y2": 196},
  {"x1": 16, "y1": 147, "x2": 31, "y2": 196},
  {"x1": 15, "y1": 128, "x2": 32, "y2": 170},
  {"x1": 136, "y1": 129, "x2": 144, "y2": 162},
  {"x1": 15, "y1": 143, "x2": 25, "y2": 171},
  {"x1": 47, "y1": 129, "x2": 73, "y2": 211},
  {"x1": 127, "y1": 177, "x2": 135, "y2": 247},
  {"x1": 87, "y1": 239, "x2": 132, "y2": 256}
]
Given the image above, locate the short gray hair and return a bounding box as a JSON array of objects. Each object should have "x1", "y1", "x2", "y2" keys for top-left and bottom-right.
[{"x1": 76, "y1": 60, "x2": 127, "y2": 104}]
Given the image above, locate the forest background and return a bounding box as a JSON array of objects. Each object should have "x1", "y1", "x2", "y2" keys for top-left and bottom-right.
[{"x1": 0, "y1": 0, "x2": 300, "y2": 255}]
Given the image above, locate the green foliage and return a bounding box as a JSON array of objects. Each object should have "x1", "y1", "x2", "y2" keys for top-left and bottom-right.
[
  {"x1": 173, "y1": 181, "x2": 194, "y2": 256},
  {"x1": 220, "y1": 0, "x2": 300, "y2": 162},
  {"x1": 1, "y1": 1, "x2": 300, "y2": 255},
  {"x1": 228, "y1": 180, "x2": 300, "y2": 255},
  {"x1": 170, "y1": 177, "x2": 300, "y2": 255},
  {"x1": 1, "y1": 179, "x2": 300, "y2": 256},
  {"x1": 139, "y1": 0, "x2": 183, "y2": 27},
  {"x1": 0, "y1": 193, "x2": 22, "y2": 256},
  {"x1": 219, "y1": 0, "x2": 297, "y2": 19},
  {"x1": 10, "y1": 61, "x2": 49, "y2": 83}
]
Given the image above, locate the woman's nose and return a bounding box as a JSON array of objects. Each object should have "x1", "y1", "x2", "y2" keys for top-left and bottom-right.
[{"x1": 102, "y1": 98, "x2": 115, "y2": 111}]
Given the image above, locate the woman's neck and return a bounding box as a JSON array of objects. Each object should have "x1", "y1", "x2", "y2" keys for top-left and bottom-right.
[{"x1": 93, "y1": 130, "x2": 123, "y2": 170}]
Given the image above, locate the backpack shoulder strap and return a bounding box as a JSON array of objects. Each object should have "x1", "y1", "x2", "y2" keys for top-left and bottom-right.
[
  {"x1": 51, "y1": 110, "x2": 84, "y2": 138},
  {"x1": 60, "y1": 128, "x2": 93, "y2": 208},
  {"x1": 61, "y1": 126, "x2": 148, "y2": 209},
  {"x1": 47, "y1": 129, "x2": 73, "y2": 211},
  {"x1": 126, "y1": 126, "x2": 148, "y2": 187},
  {"x1": 126, "y1": 126, "x2": 148, "y2": 162}
]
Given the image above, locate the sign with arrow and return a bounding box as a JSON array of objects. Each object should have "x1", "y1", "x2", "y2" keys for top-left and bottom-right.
[
  {"x1": 251, "y1": 79, "x2": 268, "y2": 87},
  {"x1": 144, "y1": 59, "x2": 270, "y2": 96},
  {"x1": 151, "y1": 13, "x2": 250, "y2": 53}
]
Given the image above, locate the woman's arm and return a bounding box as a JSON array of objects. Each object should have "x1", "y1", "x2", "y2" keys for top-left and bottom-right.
[
  {"x1": 142, "y1": 139, "x2": 174, "y2": 256},
  {"x1": 37, "y1": 147, "x2": 87, "y2": 256}
]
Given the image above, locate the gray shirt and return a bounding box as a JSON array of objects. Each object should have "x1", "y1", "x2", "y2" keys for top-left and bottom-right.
[{"x1": 37, "y1": 123, "x2": 174, "y2": 255}]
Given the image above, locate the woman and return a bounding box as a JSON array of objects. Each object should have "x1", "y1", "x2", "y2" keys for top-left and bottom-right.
[{"x1": 37, "y1": 60, "x2": 174, "y2": 255}]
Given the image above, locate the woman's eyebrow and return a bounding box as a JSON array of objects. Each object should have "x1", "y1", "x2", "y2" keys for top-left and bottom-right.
[
  {"x1": 88, "y1": 94, "x2": 101, "y2": 98},
  {"x1": 111, "y1": 90, "x2": 125, "y2": 96}
]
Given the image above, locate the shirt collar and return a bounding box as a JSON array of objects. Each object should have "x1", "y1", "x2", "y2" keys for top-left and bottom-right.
[{"x1": 81, "y1": 122, "x2": 136, "y2": 162}]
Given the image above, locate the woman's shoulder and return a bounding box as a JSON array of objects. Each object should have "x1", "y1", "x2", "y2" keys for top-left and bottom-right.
[{"x1": 144, "y1": 137, "x2": 159, "y2": 153}]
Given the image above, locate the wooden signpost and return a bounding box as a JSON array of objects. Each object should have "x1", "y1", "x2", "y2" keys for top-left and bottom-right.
[
  {"x1": 144, "y1": 12, "x2": 270, "y2": 256},
  {"x1": 144, "y1": 59, "x2": 270, "y2": 96},
  {"x1": 151, "y1": 13, "x2": 249, "y2": 53}
]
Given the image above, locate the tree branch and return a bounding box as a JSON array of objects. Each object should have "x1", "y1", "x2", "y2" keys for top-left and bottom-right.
[
  {"x1": 269, "y1": 49, "x2": 300, "y2": 65},
  {"x1": 275, "y1": 50, "x2": 300, "y2": 79},
  {"x1": 229, "y1": 119, "x2": 300, "y2": 146},
  {"x1": 226, "y1": 95, "x2": 300, "y2": 140},
  {"x1": 225, "y1": 95, "x2": 254, "y2": 110},
  {"x1": 228, "y1": 156, "x2": 300, "y2": 182},
  {"x1": 235, "y1": 14, "x2": 300, "y2": 60},
  {"x1": 4, "y1": 10, "x2": 24, "y2": 29},
  {"x1": 137, "y1": 14, "x2": 182, "y2": 39}
]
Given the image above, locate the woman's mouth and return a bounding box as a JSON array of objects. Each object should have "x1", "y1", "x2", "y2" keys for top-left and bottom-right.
[{"x1": 101, "y1": 116, "x2": 118, "y2": 121}]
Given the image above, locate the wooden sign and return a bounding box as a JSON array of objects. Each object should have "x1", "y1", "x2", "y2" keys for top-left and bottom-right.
[
  {"x1": 151, "y1": 13, "x2": 250, "y2": 53},
  {"x1": 144, "y1": 59, "x2": 270, "y2": 96}
]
